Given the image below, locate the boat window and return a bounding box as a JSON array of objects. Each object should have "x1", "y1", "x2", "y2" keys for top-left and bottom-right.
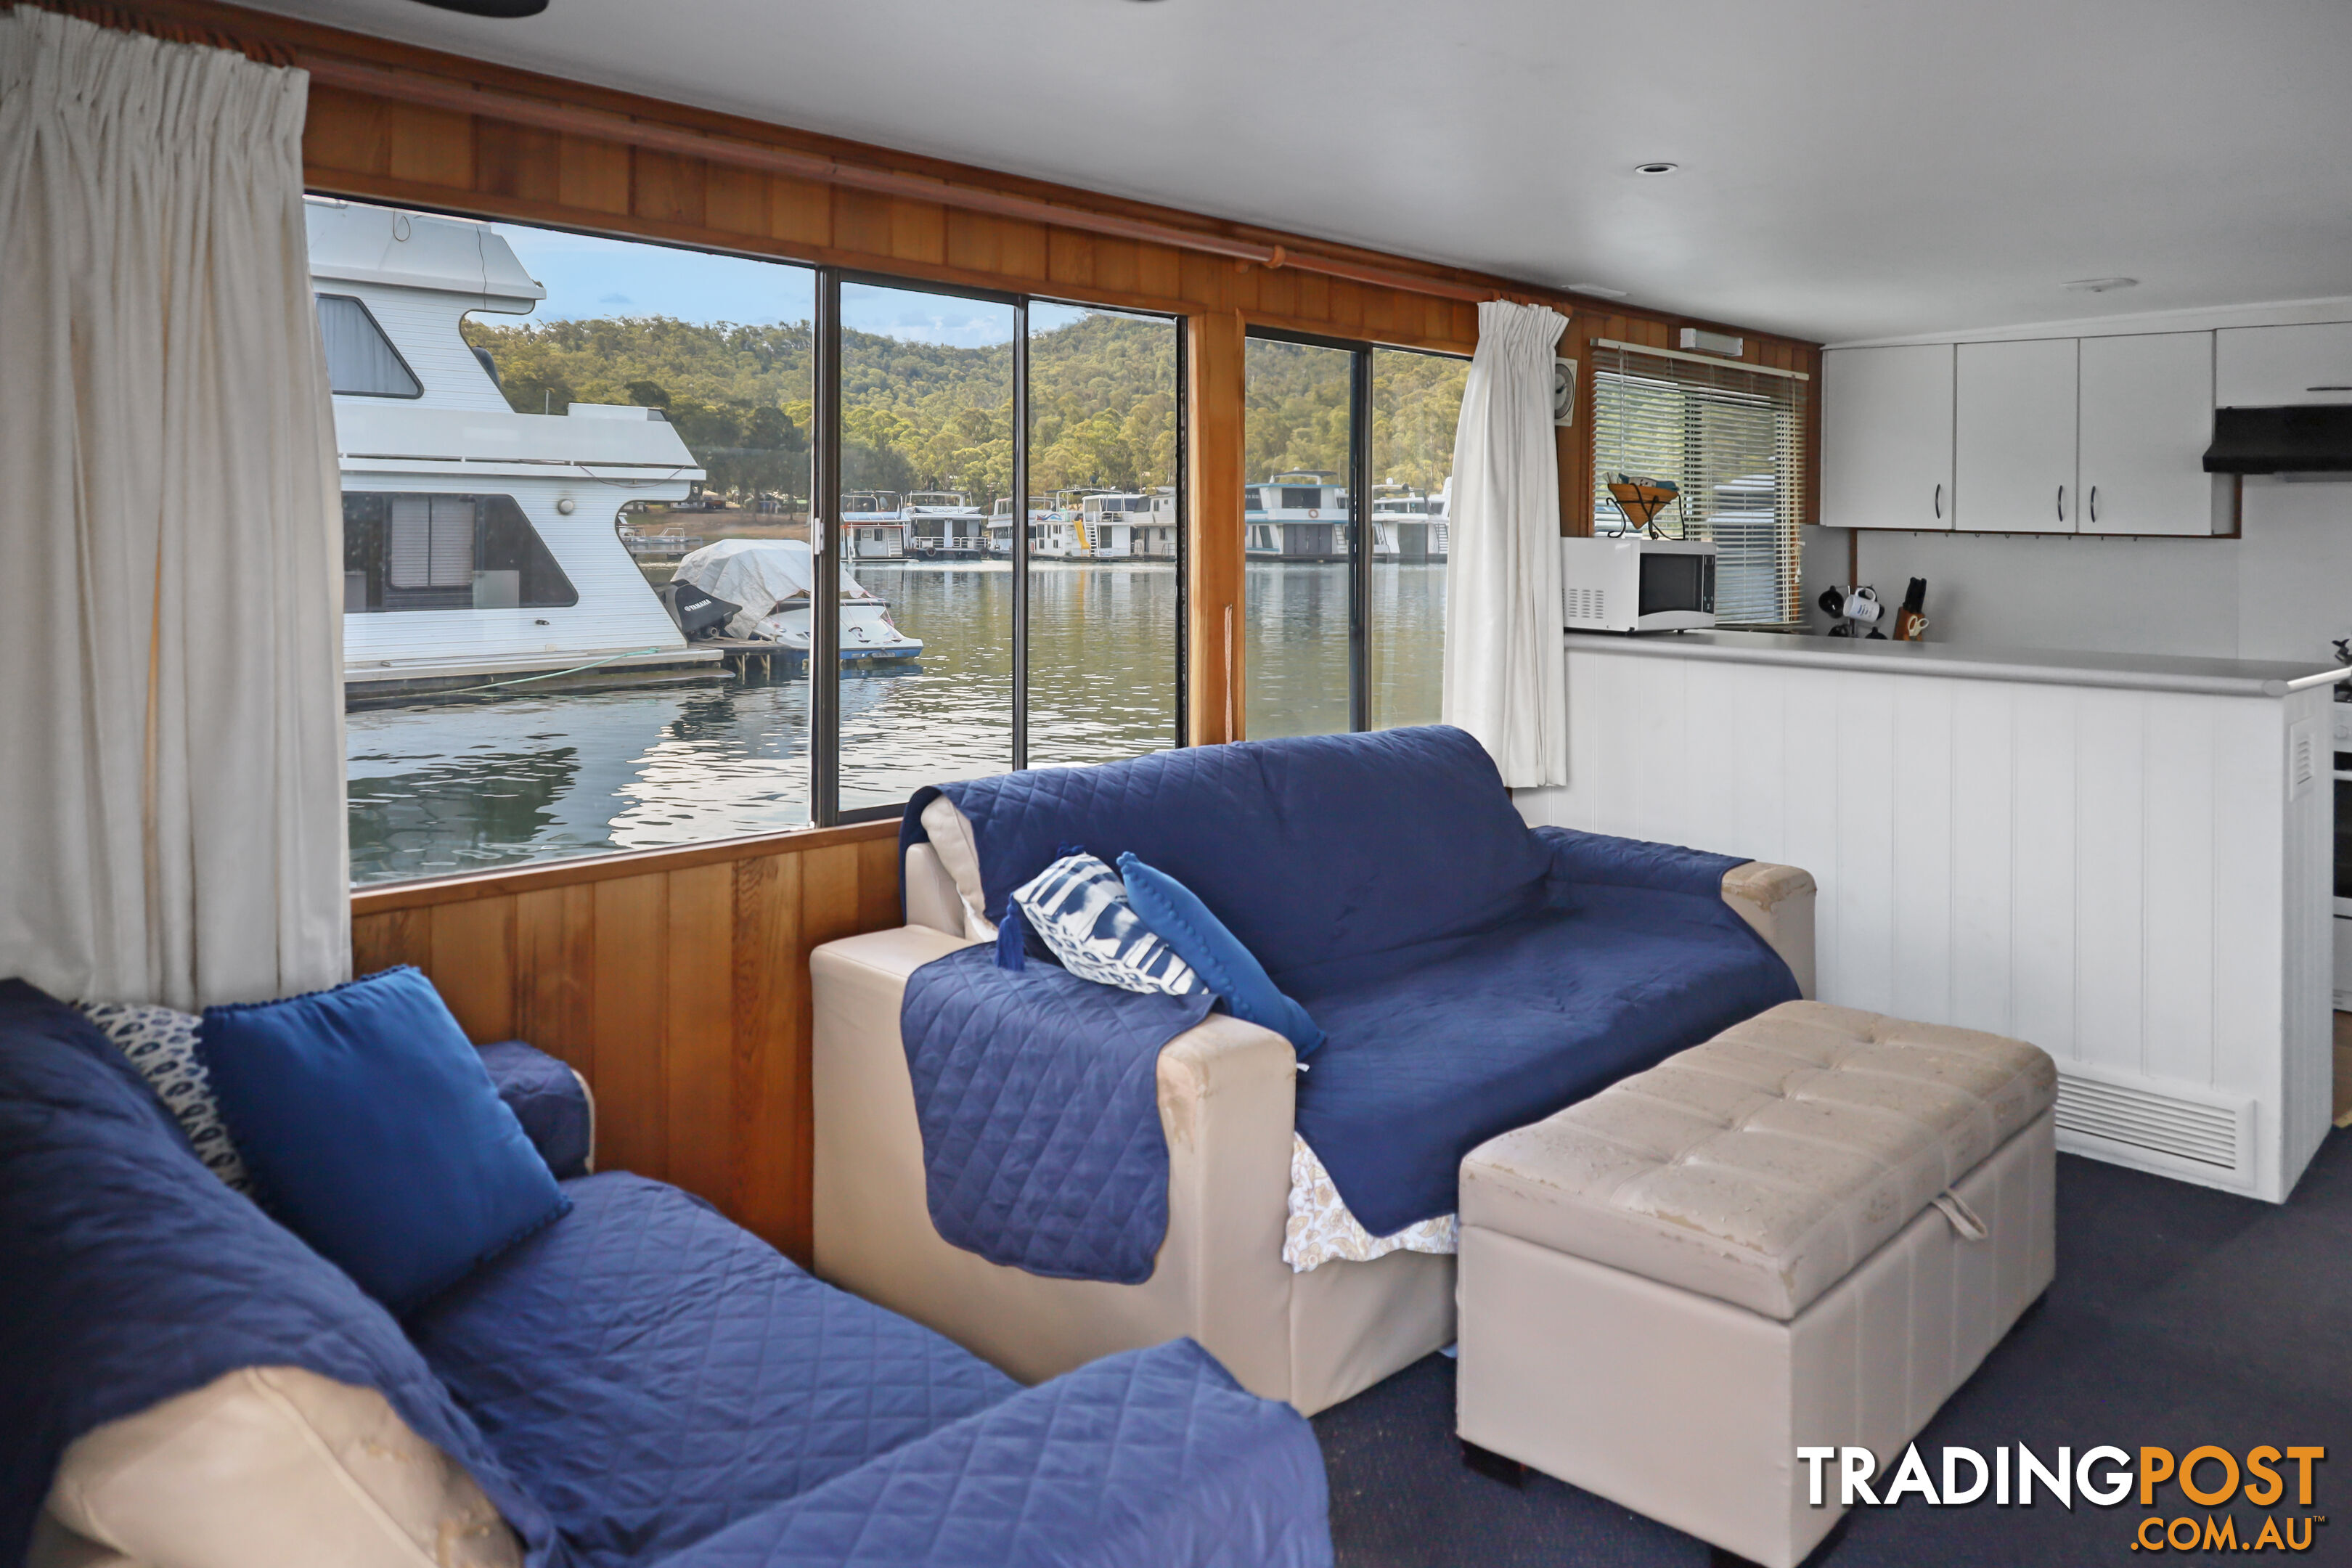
[
  {"x1": 1369, "y1": 346, "x2": 1466, "y2": 730},
  {"x1": 343, "y1": 493, "x2": 579, "y2": 612},
  {"x1": 332, "y1": 197, "x2": 1183, "y2": 881},
  {"x1": 835, "y1": 279, "x2": 1017, "y2": 811},
  {"x1": 1589, "y1": 343, "x2": 1809, "y2": 627},
  {"x1": 317, "y1": 294, "x2": 421, "y2": 399},
  {"x1": 337, "y1": 201, "x2": 818, "y2": 884},
  {"x1": 1241, "y1": 331, "x2": 1468, "y2": 738},
  {"x1": 1026, "y1": 302, "x2": 1184, "y2": 769},
  {"x1": 1244, "y1": 335, "x2": 1357, "y2": 739}
]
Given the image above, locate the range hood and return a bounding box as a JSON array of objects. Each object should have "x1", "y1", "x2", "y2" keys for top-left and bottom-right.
[{"x1": 2202, "y1": 405, "x2": 2352, "y2": 475}]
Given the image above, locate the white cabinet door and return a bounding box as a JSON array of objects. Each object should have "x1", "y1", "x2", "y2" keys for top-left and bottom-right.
[
  {"x1": 1956, "y1": 338, "x2": 2078, "y2": 533},
  {"x1": 2216, "y1": 322, "x2": 2352, "y2": 406},
  {"x1": 2078, "y1": 332, "x2": 2216, "y2": 536},
  {"x1": 1821, "y1": 344, "x2": 1953, "y2": 530}
]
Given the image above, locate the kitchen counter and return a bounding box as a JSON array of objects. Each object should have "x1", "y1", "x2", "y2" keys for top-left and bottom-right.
[
  {"x1": 1538, "y1": 626, "x2": 2340, "y2": 1204},
  {"x1": 1564, "y1": 629, "x2": 2347, "y2": 699}
]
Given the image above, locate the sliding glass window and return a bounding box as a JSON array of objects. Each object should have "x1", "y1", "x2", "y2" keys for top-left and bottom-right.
[
  {"x1": 319, "y1": 198, "x2": 817, "y2": 884},
  {"x1": 1369, "y1": 346, "x2": 1468, "y2": 730},
  {"x1": 327, "y1": 200, "x2": 1185, "y2": 880},
  {"x1": 832, "y1": 280, "x2": 1017, "y2": 814},
  {"x1": 1243, "y1": 330, "x2": 1466, "y2": 740},
  {"x1": 1026, "y1": 303, "x2": 1185, "y2": 767}
]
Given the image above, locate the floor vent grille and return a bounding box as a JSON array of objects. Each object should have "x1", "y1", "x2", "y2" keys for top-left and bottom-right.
[{"x1": 2054, "y1": 1068, "x2": 2245, "y2": 1172}]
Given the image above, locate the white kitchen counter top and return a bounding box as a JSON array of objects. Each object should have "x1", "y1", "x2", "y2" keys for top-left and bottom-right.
[{"x1": 1565, "y1": 629, "x2": 2348, "y2": 698}]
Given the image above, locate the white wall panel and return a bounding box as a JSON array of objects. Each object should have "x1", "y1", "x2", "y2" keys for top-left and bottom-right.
[
  {"x1": 2139, "y1": 696, "x2": 2218, "y2": 1087},
  {"x1": 1526, "y1": 645, "x2": 2329, "y2": 1201},
  {"x1": 2007, "y1": 689, "x2": 2078, "y2": 1058},
  {"x1": 2071, "y1": 696, "x2": 2145, "y2": 1074},
  {"x1": 1888, "y1": 680, "x2": 1954, "y2": 1024}
]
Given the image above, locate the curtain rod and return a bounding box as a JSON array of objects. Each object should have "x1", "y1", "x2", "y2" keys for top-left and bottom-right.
[{"x1": 298, "y1": 53, "x2": 1514, "y2": 309}]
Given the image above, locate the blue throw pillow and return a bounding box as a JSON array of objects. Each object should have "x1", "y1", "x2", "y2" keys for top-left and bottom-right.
[
  {"x1": 1117, "y1": 852, "x2": 1326, "y2": 1057},
  {"x1": 199, "y1": 967, "x2": 571, "y2": 1312}
]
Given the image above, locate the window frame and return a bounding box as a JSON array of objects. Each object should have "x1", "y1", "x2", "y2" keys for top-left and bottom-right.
[
  {"x1": 319, "y1": 198, "x2": 1199, "y2": 874},
  {"x1": 822, "y1": 270, "x2": 1190, "y2": 824},
  {"x1": 1244, "y1": 328, "x2": 1468, "y2": 737},
  {"x1": 1587, "y1": 340, "x2": 1811, "y2": 629}
]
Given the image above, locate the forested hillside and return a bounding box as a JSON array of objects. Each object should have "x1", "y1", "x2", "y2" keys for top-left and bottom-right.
[{"x1": 462, "y1": 310, "x2": 1463, "y2": 508}]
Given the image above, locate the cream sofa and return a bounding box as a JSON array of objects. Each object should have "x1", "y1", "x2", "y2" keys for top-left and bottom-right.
[{"x1": 811, "y1": 832, "x2": 1818, "y2": 1416}]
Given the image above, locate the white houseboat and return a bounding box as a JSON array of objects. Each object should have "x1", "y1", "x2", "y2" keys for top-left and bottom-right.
[
  {"x1": 1078, "y1": 489, "x2": 1179, "y2": 558},
  {"x1": 1244, "y1": 473, "x2": 1349, "y2": 560},
  {"x1": 310, "y1": 199, "x2": 719, "y2": 701},
  {"x1": 1369, "y1": 479, "x2": 1448, "y2": 561},
  {"x1": 902, "y1": 492, "x2": 988, "y2": 558},
  {"x1": 986, "y1": 496, "x2": 1082, "y2": 558},
  {"x1": 840, "y1": 491, "x2": 910, "y2": 559}
]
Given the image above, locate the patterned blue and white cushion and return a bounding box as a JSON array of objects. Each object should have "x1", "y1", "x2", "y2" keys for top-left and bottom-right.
[
  {"x1": 78, "y1": 1000, "x2": 254, "y2": 1194},
  {"x1": 1011, "y1": 853, "x2": 1203, "y2": 996}
]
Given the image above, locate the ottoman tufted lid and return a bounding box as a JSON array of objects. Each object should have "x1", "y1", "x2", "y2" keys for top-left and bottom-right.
[{"x1": 1459, "y1": 1001, "x2": 2056, "y2": 1321}]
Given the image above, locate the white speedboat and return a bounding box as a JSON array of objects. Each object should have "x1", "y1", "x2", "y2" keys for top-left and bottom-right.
[
  {"x1": 309, "y1": 198, "x2": 716, "y2": 701},
  {"x1": 671, "y1": 539, "x2": 922, "y2": 666}
]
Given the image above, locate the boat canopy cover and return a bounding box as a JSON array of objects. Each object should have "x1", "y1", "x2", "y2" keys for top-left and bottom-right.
[{"x1": 674, "y1": 539, "x2": 871, "y2": 639}]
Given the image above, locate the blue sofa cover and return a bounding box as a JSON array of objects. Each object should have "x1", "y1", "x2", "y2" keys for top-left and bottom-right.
[
  {"x1": 901, "y1": 725, "x2": 1801, "y2": 1255},
  {"x1": 0, "y1": 981, "x2": 1332, "y2": 1568}
]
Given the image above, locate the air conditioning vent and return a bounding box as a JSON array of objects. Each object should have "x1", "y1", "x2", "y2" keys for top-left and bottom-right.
[
  {"x1": 2054, "y1": 1064, "x2": 2250, "y2": 1177},
  {"x1": 2290, "y1": 719, "x2": 2319, "y2": 799}
]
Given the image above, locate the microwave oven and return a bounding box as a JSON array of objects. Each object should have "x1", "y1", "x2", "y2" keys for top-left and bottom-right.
[{"x1": 1561, "y1": 536, "x2": 1717, "y2": 632}]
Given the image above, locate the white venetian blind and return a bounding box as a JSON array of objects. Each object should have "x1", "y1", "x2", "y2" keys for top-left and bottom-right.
[{"x1": 1589, "y1": 340, "x2": 1810, "y2": 626}]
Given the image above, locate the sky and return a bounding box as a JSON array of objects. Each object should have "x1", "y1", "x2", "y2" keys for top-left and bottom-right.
[{"x1": 491, "y1": 221, "x2": 1110, "y2": 348}]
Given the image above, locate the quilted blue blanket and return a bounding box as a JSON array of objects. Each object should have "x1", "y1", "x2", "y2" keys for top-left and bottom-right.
[
  {"x1": 659, "y1": 1337, "x2": 1331, "y2": 1568},
  {"x1": 899, "y1": 944, "x2": 1214, "y2": 1283},
  {"x1": 0, "y1": 981, "x2": 559, "y2": 1568},
  {"x1": 900, "y1": 727, "x2": 1802, "y2": 1261}
]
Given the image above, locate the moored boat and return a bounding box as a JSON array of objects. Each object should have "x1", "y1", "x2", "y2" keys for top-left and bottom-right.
[
  {"x1": 670, "y1": 539, "x2": 923, "y2": 666},
  {"x1": 311, "y1": 198, "x2": 721, "y2": 703}
]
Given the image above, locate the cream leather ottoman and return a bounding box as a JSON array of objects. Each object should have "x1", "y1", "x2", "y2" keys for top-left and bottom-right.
[{"x1": 1456, "y1": 1001, "x2": 2057, "y2": 1568}]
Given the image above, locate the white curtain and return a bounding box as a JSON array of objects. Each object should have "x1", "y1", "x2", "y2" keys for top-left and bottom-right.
[
  {"x1": 1442, "y1": 299, "x2": 1569, "y2": 788},
  {"x1": 0, "y1": 9, "x2": 348, "y2": 1010}
]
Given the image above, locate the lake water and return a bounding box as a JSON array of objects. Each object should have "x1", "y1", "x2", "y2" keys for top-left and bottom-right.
[{"x1": 348, "y1": 560, "x2": 1446, "y2": 883}]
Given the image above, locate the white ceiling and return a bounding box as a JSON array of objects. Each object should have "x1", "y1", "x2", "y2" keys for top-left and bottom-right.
[{"x1": 245, "y1": 0, "x2": 2352, "y2": 345}]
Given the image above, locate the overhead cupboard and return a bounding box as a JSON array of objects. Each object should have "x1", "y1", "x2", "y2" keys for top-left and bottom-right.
[{"x1": 1822, "y1": 330, "x2": 2232, "y2": 536}]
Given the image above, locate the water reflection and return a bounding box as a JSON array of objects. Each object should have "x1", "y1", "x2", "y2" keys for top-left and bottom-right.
[{"x1": 348, "y1": 561, "x2": 1441, "y2": 883}]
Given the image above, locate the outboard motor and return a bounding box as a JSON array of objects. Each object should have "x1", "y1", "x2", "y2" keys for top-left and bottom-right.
[{"x1": 656, "y1": 580, "x2": 739, "y2": 640}]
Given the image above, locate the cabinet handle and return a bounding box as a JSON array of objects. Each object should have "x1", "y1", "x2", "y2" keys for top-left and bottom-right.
[
  {"x1": 2057, "y1": 485, "x2": 2066, "y2": 523},
  {"x1": 1934, "y1": 483, "x2": 1943, "y2": 520},
  {"x1": 2088, "y1": 485, "x2": 2099, "y2": 524}
]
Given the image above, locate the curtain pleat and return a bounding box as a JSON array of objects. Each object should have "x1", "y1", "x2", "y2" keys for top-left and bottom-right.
[
  {"x1": 1440, "y1": 300, "x2": 1569, "y2": 789},
  {"x1": 0, "y1": 7, "x2": 347, "y2": 1009}
]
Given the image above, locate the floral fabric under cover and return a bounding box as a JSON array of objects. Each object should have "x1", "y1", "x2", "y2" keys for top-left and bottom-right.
[{"x1": 1283, "y1": 1134, "x2": 1455, "y2": 1272}]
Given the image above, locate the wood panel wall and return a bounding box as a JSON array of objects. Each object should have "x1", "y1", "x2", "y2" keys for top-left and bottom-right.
[{"x1": 350, "y1": 822, "x2": 901, "y2": 1262}]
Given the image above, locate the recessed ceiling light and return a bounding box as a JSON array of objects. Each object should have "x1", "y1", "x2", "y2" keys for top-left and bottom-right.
[
  {"x1": 2062, "y1": 277, "x2": 2139, "y2": 293},
  {"x1": 1633, "y1": 162, "x2": 1680, "y2": 176},
  {"x1": 1568, "y1": 284, "x2": 1630, "y2": 299}
]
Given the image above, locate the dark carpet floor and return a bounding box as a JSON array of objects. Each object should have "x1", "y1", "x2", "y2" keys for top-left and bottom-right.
[{"x1": 1314, "y1": 1129, "x2": 2352, "y2": 1566}]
